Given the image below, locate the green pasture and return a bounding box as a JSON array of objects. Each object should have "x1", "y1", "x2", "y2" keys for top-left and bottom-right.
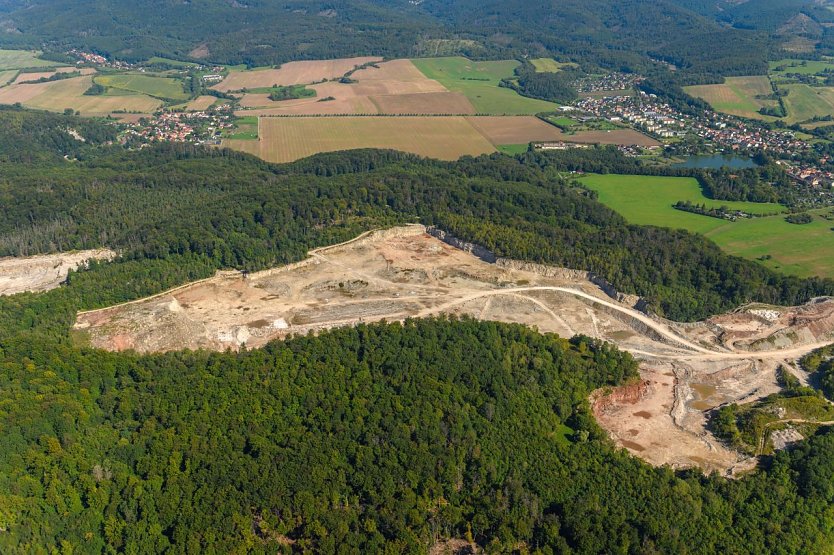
[
  {"x1": 770, "y1": 58, "x2": 834, "y2": 77},
  {"x1": 0, "y1": 49, "x2": 58, "y2": 70},
  {"x1": 780, "y1": 83, "x2": 834, "y2": 123},
  {"x1": 497, "y1": 144, "x2": 530, "y2": 155},
  {"x1": 579, "y1": 174, "x2": 834, "y2": 278},
  {"x1": 530, "y1": 58, "x2": 576, "y2": 73},
  {"x1": 95, "y1": 73, "x2": 190, "y2": 100},
  {"x1": 411, "y1": 57, "x2": 557, "y2": 115}
]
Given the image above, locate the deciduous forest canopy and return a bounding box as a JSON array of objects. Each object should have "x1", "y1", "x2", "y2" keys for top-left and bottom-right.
[{"x1": 0, "y1": 0, "x2": 790, "y2": 81}]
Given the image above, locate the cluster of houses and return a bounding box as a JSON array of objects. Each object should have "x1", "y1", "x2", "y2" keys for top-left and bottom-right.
[
  {"x1": 68, "y1": 50, "x2": 133, "y2": 70},
  {"x1": 120, "y1": 107, "x2": 235, "y2": 146},
  {"x1": 573, "y1": 72, "x2": 642, "y2": 94},
  {"x1": 776, "y1": 161, "x2": 834, "y2": 188},
  {"x1": 575, "y1": 91, "x2": 808, "y2": 156}
]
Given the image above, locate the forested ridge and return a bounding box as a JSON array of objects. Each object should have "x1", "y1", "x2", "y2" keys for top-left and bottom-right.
[
  {"x1": 2, "y1": 314, "x2": 834, "y2": 553},
  {"x1": 0, "y1": 0, "x2": 773, "y2": 82}
]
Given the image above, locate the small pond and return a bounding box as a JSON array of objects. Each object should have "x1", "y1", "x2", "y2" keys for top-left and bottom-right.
[{"x1": 672, "y1": 154, "x2": 759, "y2": 169}]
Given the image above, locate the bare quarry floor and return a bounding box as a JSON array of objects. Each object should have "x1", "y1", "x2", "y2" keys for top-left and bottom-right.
[
  {"x1": 0, "y1": 249, "x2": 115, "y2": 296},
  {"x1": 73, "y1": 226, "x2": 834, "y2": 474}
]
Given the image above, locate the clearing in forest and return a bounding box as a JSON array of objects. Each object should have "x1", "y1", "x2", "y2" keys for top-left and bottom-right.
[
  {"x1": 530, "y1": 58, "x2": 577, "y2": 73},
  {"x1": 685, "y1": 76, "x2": 778, "y2": 120},
  {"x1": 212, "y1": 57, "x2": 383, "y2": 92},
  {"x1": 223, "y1": 116, "x2": 497, "y2": 162},
  {"x1": 580, "y1": 174, "x2": 834, "y2": 278}
]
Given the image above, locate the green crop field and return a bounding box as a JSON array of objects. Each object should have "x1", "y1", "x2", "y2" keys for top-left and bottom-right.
[
  {"x1": 530, "y1": 58, "x2": 576, "y2": 73},
  {"x1": 0, "y1": 49, "x2": 59, "y2": 70},
  {"x1": 769, "y1": 58, "x2": 834, "y2": 78},
  {"x1": 780, "y1": 84, "x2": 834, "y2": 123},
  {"x1": 497, "y1": 144, "x2": 530, "y2": 155},
  {"x1": 411, "y1": 57, "x2": 557, "y2": 115},
  {"x1": 579, "y1": 174, "x2": 834, "y2": 278},
  {"x1": 95, "y1": 73, "x2": 190, "y2": 100},
  {"x1": 684, "y1": 76, "x2": 777, "y2": 120},
  {"x1": 0, "y1": 70, "x2": 18, "y2": 86}
]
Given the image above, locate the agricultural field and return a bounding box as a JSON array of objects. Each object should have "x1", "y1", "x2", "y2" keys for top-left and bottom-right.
[
  {"x1": 769, "y1": 58, "x2": 834, "y2": 79},
  {"x1": 685, "y1": 76, "x2": 778, "y2": 120},
  {"x1": 0, "y1": 70, "x2": 17, "y2": 86},
  {"x1": 467, "y1": 115, "x2": 568, "y2": 144},
  {"x1": 0, "y1": 75, "x2": 162, "y2": 115},
  {"x1": 223, "y1": 116, "x2": 496, "y2": 162},
  {"x1": 212, "y1": 57, "x2": 382, "y2": 92},
  {"x1": 0, "y1": 49, "x2": 58, "y2": 70},
  {"x1": 368, "y1": 92, "x2": 475, "y2": 114},
  {"x1": 182, "y1": 95, "x2": 218, "y2": 111},
  {"x1": 94, "y1": 73, "x2": 190, "y2": 100},
  {"x1": 411, "y1": 57, "x2": 558, "y2": 114},
  {"x1": 530, "y1": 58, "x2": 577, "y2": 73},
  {"x1": 780, "y1": 84, "x2": 834, "y2": 124},
  {"x1": 12, "y1": 67, "x2": 95, "y2": 84},
  {"x1": 580, "y1": 174, "x2": 834, "y2": 278},
  {"x1": 222, "y1": 115, "x2": 258, "y2": 140}
]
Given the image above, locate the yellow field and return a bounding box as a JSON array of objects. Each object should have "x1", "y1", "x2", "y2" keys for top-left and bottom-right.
[
  {"x1": 223, "y1": 116, "x2": 497, "y2": 162},
  {"x1": 183, "y1": 95, "x2": 217, "y2": 111},
  {"x1": 0, "y1": 75, "x2": 162, "y2": 115},
  {"x1": 685, "y1": 76, "x2": 777, "y2": 120},
  {"x1": 213, "y1": 57, "x2": 382, "y2": 91}
]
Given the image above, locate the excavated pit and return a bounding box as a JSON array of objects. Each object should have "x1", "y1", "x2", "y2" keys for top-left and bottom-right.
[{"x1": 72, "y1": 225, "x2": 834, "y2": 474}]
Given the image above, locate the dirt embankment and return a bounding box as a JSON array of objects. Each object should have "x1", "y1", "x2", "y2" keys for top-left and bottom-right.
[
  {"x1": 0, "y1": 249, "x2": 116, "y2": 296},
  {"x1": 71, "y1": 225, "x2": 834, "y2": 474}
]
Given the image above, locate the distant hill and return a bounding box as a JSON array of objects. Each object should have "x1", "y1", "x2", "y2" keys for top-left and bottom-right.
[{"x1": 0, "y1": 0, "x2": 770, "y2": 80}]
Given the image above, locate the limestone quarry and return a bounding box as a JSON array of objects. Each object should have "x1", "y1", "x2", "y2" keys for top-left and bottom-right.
[
  {"x1": 0, "y1": 249, "x2": 116, "y2": 296},
  {"x1": 71, "y1": 225, "x2": 834, "y2": 474}
]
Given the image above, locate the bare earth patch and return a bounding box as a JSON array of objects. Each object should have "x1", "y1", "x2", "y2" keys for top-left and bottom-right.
[
  {"x1": 212, "y1": 57, "x2": 382, "y2": 92},
  {"x1": 74, "y1": 226, "x2": 834, "y2": 474},
  {"x1": 223, "y1": 116, "x2": 497, "y2": 162},
  {"x1": 0, "y1": 249, "x2": 116, "y2": 295}
]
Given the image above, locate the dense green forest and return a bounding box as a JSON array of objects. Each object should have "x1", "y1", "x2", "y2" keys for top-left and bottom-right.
[
  {"x1": 0, "y1": 114, "x2": 831, "y2": 322},
  {"x1": 502, "y1": 62, "x2": 580, "y2": 104},
  {"x1": 2, "y1": 311, "x2": 834, "y2": 553},
  {"x1": 0, "y1": 0, "x2": 775, "y2": 82}
]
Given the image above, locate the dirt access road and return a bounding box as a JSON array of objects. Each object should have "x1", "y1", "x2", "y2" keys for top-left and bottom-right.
[{"x1": 73, "y1": 225, "x2": 834, "y2": 473}]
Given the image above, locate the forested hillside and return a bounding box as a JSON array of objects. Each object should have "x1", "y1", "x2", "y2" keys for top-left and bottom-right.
[
  {"x1": 3, "y1": 311, "x2": 834, "y2": 553},
  {"x1": 1, "y1": 138, "x2": 832, "y2": 321},
  {"x1": 0, "y1": 0, "x2": 770, "y2": 81}
]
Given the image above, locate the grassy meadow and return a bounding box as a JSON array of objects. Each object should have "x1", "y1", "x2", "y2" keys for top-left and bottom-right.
[
  {"x1": 780, "y1": 84, "x2": 834, "y2": 124},
  {"x1": 95, "y1": 73, "x2": 190, "y2": 100},
  {"x1": 684, "y1": 76, "x2": 777, "y2": 120},
  {"x1": 0, "y1": 49, "x2": 58, "y2": 70},
  {"x1": 411, "y1": 57, "x2": 557, "y2": 114},
  {"x1": 530, "y1": 58, "x2": 576, "y2": 73},
  {"x1": 579, "y1": 174, "x2": 834, "y2": 278}
]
